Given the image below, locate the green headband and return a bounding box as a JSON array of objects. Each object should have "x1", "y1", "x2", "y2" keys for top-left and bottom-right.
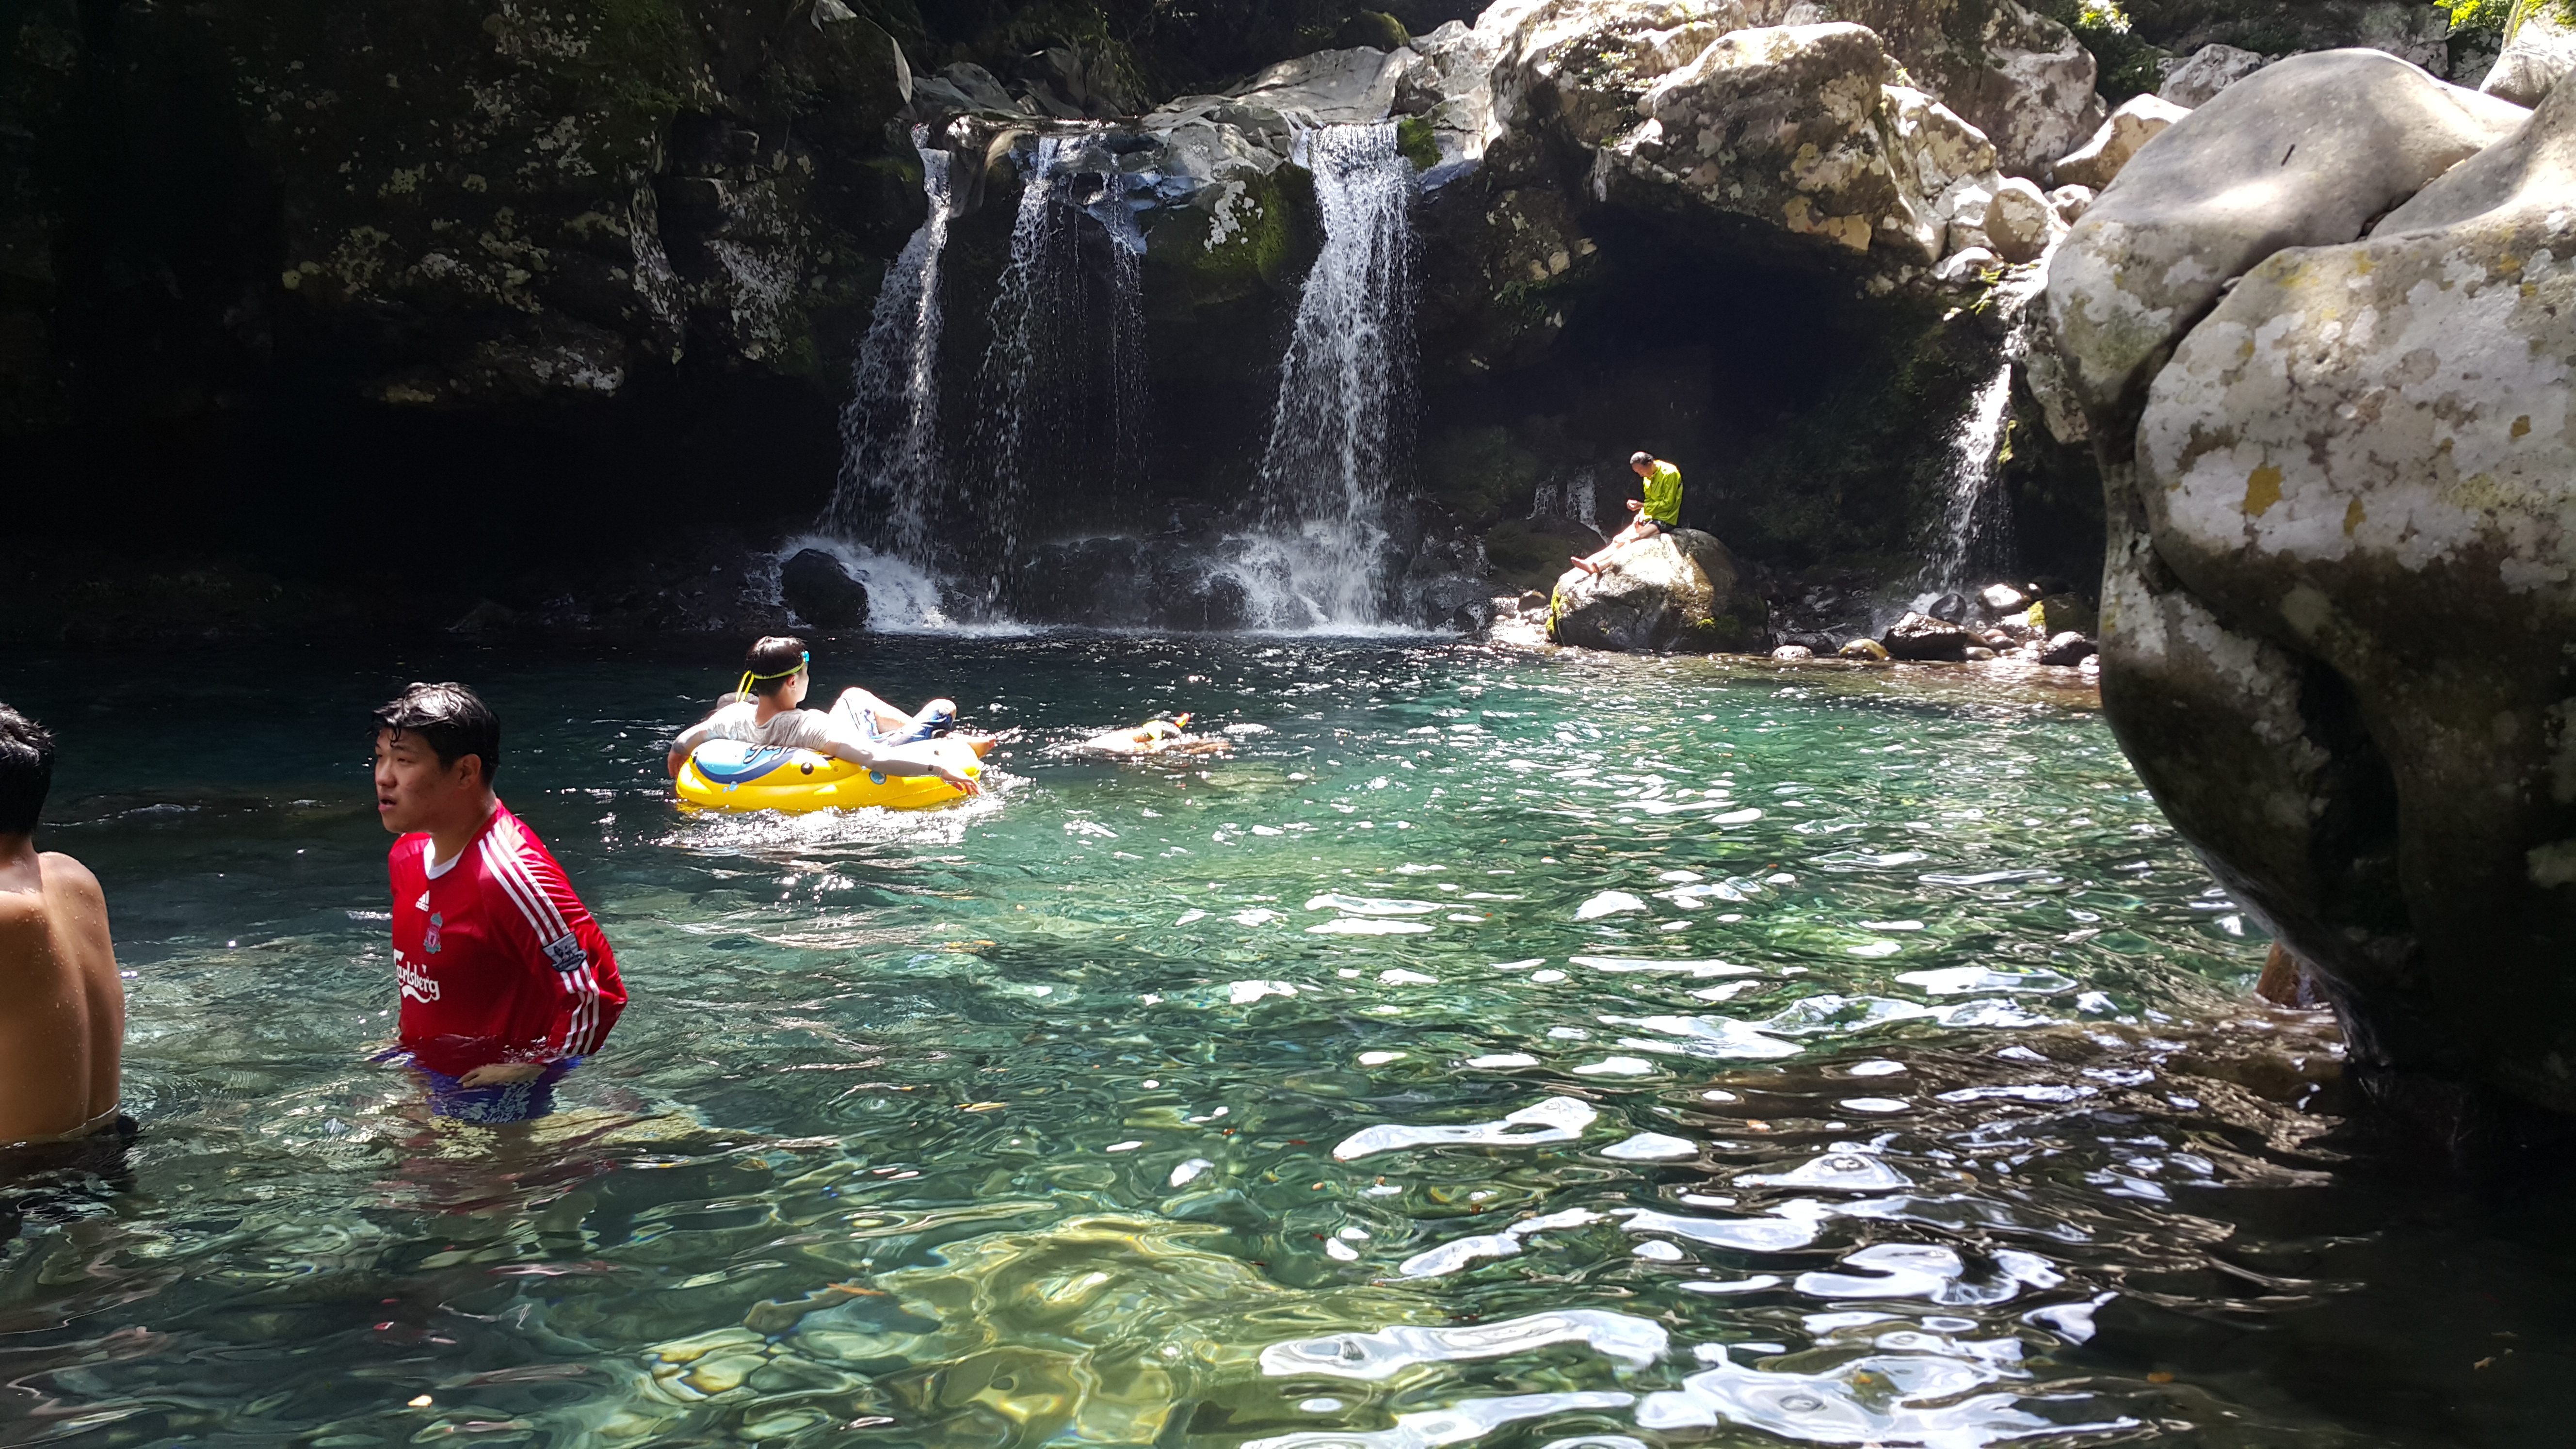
[{"x1": 738, "y1": 651, "x2": 809, "y2": 698}]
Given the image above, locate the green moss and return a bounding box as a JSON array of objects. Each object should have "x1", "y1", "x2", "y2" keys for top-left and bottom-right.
[
  {"x1": 1141, "y1": 166, "x2": 1310, "y2": 310},
  {"x1": 1337, "y1": 11, "x2": 1411, "y2": 50},
  {"x1": 1395, "y1": 115, "x2": 1440, "y2": 174}
]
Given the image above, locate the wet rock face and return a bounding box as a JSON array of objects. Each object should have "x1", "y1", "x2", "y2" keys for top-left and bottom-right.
[
  {"x1": 1546, "y1": 528, "x2": 1768, "y2": 652},
  {"x1": 778, "y1": 547, "x2": 869, "y2": 631},
  {"x1": 2042, "y1": 52, "x2": 2576, "y2": 1118}
]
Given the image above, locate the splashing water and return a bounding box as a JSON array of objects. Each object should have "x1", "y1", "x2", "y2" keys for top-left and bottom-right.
[
  {"x1": 1247, "y1": 122, "x2": 1419, "y2": 628},
  {"x1": 825, "y1": 130, "x2": 956, "y2": 569}
]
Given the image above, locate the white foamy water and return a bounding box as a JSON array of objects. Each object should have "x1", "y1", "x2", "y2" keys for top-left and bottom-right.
[{"x1": 771, "y1": 535, "x2": 1031, "y2": 636}]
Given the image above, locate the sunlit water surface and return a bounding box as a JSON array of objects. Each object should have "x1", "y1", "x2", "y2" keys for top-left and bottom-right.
[{"x1": 1, "y1": 637, "x2": 2569, "y2": 1448}]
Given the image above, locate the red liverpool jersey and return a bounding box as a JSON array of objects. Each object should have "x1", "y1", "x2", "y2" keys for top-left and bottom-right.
[{"x1": 386, "y1": 803, "x2": 626, "y2": 1076}]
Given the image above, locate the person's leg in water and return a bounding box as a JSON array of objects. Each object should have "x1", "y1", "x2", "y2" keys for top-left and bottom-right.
[{"x1": 1570, "y1": 517, "x2": 1661, "y2": 576}]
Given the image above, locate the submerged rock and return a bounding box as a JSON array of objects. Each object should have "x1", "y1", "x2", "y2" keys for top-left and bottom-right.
[{"x1": 1547, "y1": 528, "x2": 1767, "y2": 653}]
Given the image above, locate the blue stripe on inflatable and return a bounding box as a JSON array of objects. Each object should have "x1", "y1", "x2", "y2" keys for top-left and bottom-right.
[{"x1": 693, "y1": 741, "x2": 796, "y2": 785}]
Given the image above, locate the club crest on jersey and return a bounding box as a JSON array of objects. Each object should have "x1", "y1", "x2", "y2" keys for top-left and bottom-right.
[
  {"x1": 424, "y1": 911, "x2": 444, "y2": 954},
  {"x1": 543, "y1": 933, "x2": 586, "y2": 972}
]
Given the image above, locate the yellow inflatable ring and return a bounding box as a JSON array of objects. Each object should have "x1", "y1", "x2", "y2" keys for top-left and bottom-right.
[{"x1": 675, "y1": 738, "x2": 980, "y2": 813}]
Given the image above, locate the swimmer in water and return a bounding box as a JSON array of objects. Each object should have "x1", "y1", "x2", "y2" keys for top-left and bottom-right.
[
  {"x1": 0, "y1": 702, "x2": 126, "y2": 1149},
  {"x1": 1070, "y1": 714, "x2": 1232, "y2": 757}
]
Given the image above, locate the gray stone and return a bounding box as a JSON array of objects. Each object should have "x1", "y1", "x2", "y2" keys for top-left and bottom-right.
[
  {"x1": 1771, "y1": 643, "x2": 1816, "y2": 660},
  {"x1": 1882, "y1": 610, "x2": 1972, "y2": 660},
  {"x1": 2049, "y1": 92, "x2": 2189, "y2": 189},
  {"x1": 2045, "y1": 183, "x2": 2093, "y2": 223},
  {"x1": 1982, "y1": 176, "x2": 2058, "y2": 262},
  {"x1": 1230, "y1": 46, "x2": 1416, "y2": 126},
  {"x1": 2063, "y1": 50, "x2": 2576, "y2": 1121},
  {"x1": 2480, "y1": 2, "x2": 2576, "y2": 106},
  {"x1": 1548, "y1": 528, "x2": 1769, "y2": 652},
  {"x1": 2036, "y1": 630, "x2": 2094, "y2": 665},
  {"x1": 2044, "y1": 50, "x2": 2528, "y2": 431},
  {"x1": 2158, "y1": 44, "x2": 2269, "y2": 107}
]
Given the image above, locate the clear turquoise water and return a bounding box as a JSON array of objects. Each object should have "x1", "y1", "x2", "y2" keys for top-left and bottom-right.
[{"x1": 0, "y1": 637, "x2": 2565, "y2": 1448}]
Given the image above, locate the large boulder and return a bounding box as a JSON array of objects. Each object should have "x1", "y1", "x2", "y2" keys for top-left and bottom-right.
[
  {"x1": 2122, "y1": 75, "x2": 2576, "y2": 1111},
  {"x1": 1547, "y1": 528, "x2": 1769, "y2": 651},
  {"x1": 2480, "y1": 0, "x2": 2576, "y2": 106},
  {"x1": 1476, "y1": 0, "x2": 2065, "y2": 277},
  {"x1": 2045, "y1": 50, "x2": 2527, "y2": 430},
  {"x1": 779, "y1": 547, "x2": 870, "y2": 630},
  {"x1": 2040, "y1": 45, "x2": 2576, "y2": 1123},
  {"x1": 1611, "y1": 24, "x2": 1941, "y2": 261}
]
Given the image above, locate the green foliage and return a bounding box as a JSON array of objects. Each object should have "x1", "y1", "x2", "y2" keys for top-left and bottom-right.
[
  {"x1": 2029, "y1": 0, "x2": 2169, "y2": 103},
  {"x1": 2437, "y1": 0, "x2": 2514, "y2": 40},
  {"x1": 1395, "y1": 115, "x2": 1440, "y2": 173}
]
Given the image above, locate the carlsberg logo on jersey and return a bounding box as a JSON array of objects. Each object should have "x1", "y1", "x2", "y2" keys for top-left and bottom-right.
[{"x1": 396, "y1": 956, "x2": 441, "y2": 1003}]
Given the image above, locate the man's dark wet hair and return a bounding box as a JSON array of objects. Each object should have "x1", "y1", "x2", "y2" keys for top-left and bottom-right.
[
  {"x1": 372, "y1": 682, "x2": 501, "y2": 786},
  {"x1": 744, "y1": 635, "x2": 809, "y2": 698},
  {"x1": 0, "y1": 703, "x2": 56, "y2": 836}
]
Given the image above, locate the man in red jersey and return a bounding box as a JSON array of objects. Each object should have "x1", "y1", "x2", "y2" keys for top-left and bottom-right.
[{"x1": 372, "y1": 682, "x2": 625, "y2": 1123}]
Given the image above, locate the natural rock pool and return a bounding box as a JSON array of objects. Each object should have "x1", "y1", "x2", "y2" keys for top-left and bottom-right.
[{"x1": 3, "y1": 636, "x2": 2567, "y2": 1446}]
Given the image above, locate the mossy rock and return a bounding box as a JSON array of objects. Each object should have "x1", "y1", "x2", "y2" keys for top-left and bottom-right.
[
  {"x1": 1141, "y1": 166, "x2": 1314, "y2": 313},
  {"x1": 1337, "y1": 11, "x2": 1411, "y2": 50}
]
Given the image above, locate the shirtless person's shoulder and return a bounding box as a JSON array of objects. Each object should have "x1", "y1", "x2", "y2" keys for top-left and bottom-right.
[{"x1": 0, "y1": 703, "x2": 125, "y2": 1147}]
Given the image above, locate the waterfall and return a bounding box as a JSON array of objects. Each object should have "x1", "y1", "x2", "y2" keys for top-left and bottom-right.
[
  {"x1": 970, "y1": 138, "x2": 1152, "y2": 598},
  {"x1": 1917, "y1": 273, "x2": 2042, "y2": 597},
  {"x1": 823, "y1": 129, "x2": 956, "y2": 566},
  {"x1": 1239, "y1": 121, "x2": 1418, "y2": 629}
]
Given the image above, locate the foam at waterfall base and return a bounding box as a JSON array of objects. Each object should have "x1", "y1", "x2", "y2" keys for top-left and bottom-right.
[{"x1": 771, "y1": 536, "x2": 1034, "y2": 636}]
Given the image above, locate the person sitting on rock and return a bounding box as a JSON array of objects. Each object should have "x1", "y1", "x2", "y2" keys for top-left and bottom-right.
[
  {"x1": 1569, "y1": 451, "x2": 1682, "y2": 575},
  {"x1": 664, "y1": 635, "x2": 985, "y2": 793},
  {"x1": 0, "y1": 702, "x2": 127, "y2": 1149}
]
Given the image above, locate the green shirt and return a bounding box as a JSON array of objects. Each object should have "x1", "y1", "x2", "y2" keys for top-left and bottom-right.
[{"x1": 1640, "y1": 460, "x2": 1682, "y2": 525}]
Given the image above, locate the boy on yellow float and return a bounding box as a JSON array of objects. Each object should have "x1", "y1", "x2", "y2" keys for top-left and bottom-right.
[
  {"x1": 1570, "y1": 451, "x2": 1682, "y2": 575},
  {"x1": 664, "y1": 636, "x2": 985, "y2": 795}
]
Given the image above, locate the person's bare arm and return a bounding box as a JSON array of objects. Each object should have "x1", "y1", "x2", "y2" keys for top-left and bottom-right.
[{"x1": 666, "y1": 717, "x2": 718, "y2": 777}]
